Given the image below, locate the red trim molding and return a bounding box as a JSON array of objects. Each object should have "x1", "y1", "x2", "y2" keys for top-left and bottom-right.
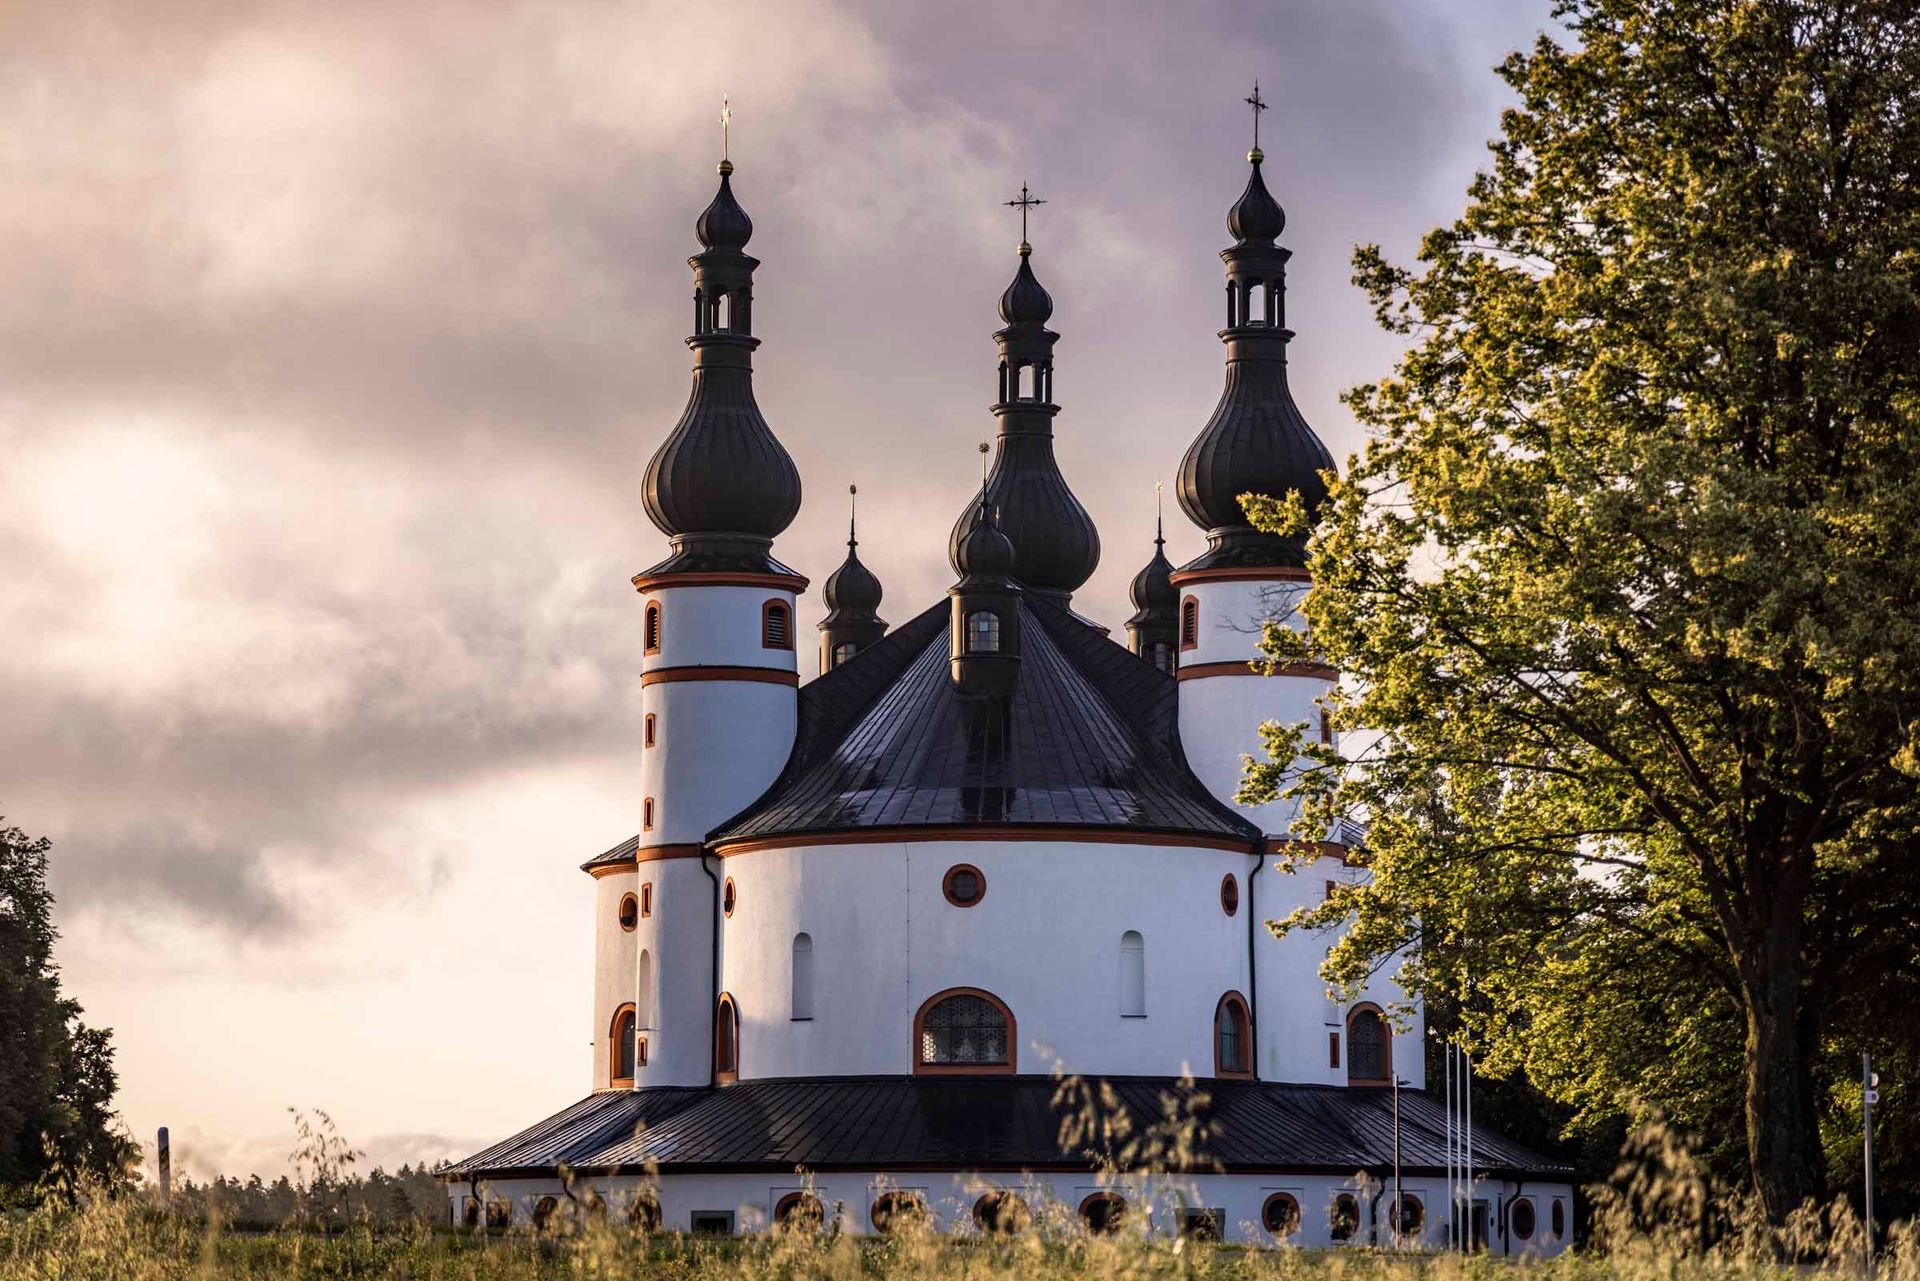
[
  {"x1": 585, "y1": 844, "x2": 703, "y2": 878},
  {"x1": 912, "y1": 987, "x2": 1017, "y2": 1076},
  {"x1": 632, "y1": 570, "x2": 808, "y2": 594},
  {"x1": 1177, "y1": 660, "x2": 1337, "y2": 682},
  {"x1": 640, "y1": 665, "x2": 799, "y2": 688},
  {"x1": 714, "y1": 826, "x2": 1257, "y2": 857},
  {"x1": 1168, "y1": 566, "x2": 1312, "y2": 587}
]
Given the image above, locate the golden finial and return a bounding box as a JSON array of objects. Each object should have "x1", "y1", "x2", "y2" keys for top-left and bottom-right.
[
  {"x1": 1245, "y1": 82, "x2": 1269, "y2": 163},
  {"x1": 718, "y1": 95, "x2": 733, "y2": 174}
]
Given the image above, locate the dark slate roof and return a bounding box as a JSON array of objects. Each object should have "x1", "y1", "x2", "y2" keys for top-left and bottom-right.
[
  {"x1": 709, "y1": 597, "x2": 1260, "y2": 845},
  {"x1": 444, "y1": 1076, "x2": 1570, "y2": 1180},
  {"x1": 580, "y1": 835, "x2": 639, "y2": 874}
]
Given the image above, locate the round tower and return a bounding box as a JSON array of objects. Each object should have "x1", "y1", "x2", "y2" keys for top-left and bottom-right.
[
  {"x1": 948, "y1": 191, "x2": 1100, "y2": 613},
  {"x1": 817, "y1": 486, "x2": 886, "y2": 674},
  {"x1": 618, "y1": 152, "x2": 806, "y2": 1090}
]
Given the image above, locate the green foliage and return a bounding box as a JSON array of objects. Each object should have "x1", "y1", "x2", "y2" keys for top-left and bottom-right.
[
  {"x1": 0, "y1": 818, "x2": 138, "y2": 1199},
  {"x1": 1240, "y1": 0, "x2": 1920, "y2": 1225}
]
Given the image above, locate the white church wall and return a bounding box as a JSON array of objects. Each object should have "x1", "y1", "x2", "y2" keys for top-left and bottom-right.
[
  {"x1": 630, "y1": 855, "x2": 721, "y2": 1088},
  {"x1": 590, "y1": 868, "x2": 638, "y2": 1092},
  {"x1": 716, "y1": 838, "x2": 1265, "y2": 1080},
  {"x1": 637, "y1": 681, "x2": 796, "y2": 847},
  {"x1": 642, "y1": 584, "x2": 801, "y2": 672}
]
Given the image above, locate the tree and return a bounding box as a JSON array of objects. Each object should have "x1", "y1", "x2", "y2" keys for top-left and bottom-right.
[
  {"x1": 0, "y1": 818, "x2": 138, "y2": 1194},
  {"x1": 1242, "y1": 0, "x2": 1920, "y2": 1221}
]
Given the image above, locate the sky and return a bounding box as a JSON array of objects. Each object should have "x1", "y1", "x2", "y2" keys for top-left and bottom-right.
[{"x1": 1, "y1": 0, "x2": 1558, "y2": 1181}]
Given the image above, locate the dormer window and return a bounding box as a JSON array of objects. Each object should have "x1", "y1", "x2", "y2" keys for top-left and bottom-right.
[
  {"x1": 762, "y1": 600, "x2": 792, "y2": 650},
  {"x1": 966, "y1": 611, "x2": 1001, "y2": 654}
]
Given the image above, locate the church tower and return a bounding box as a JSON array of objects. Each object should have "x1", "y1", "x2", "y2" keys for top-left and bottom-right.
[
  {"x1": 621, "y1": 145, "x2": 806, "y2": 1089},
  {"x1": 947, "y1": 188, "x2": 1100, "y2": 613}
]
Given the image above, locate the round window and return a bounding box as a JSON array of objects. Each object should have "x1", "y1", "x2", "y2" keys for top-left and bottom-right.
[
  {"x1": 1078, "y1": 1191, "x2": 1127, "y2": 1235},
  {"x1": 870, "y1": 1191, "x2": 925, "y2": 1234},
  {"x1": 618, "y1": 893, "x2": 639, "y2": 931},
  {"x1": 723, "y1": 876, "x2": 737, "y2": 918},
  {"x1": 1551, "y1": 1198, "x2": 1566, "y2": 1239},
  {"x1": 1261, "y1": 1191, "x2": 1300, "y2": 1237},
  {"x1": 1511, "y1": 1197, "x2": 1536, "y2": 1241},
  {"x1": 774, "y1": 1191, "x2": 824, "y2": 1232},
  {"x1": 1220, "y1": 873, "x2": 1240, "y2": 916},
  {"x1": 942, "y1": 864, "x2": 985, "y2": 907},
  {"x1": 1393, "y1": 1193, "x2": 1424, "y2": 1235},
  {"x1": 972, "y1": 1190, "x2": 1030, "y2": 1234}
]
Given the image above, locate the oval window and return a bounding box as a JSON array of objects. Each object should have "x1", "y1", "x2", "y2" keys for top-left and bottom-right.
[
  {"x1": 1078, "y1": 1191, "x2": 1127, "y2": 1235},
  {"x1": 723, "y1": 876, "x2": 737, "y2": 918},
  {"x1": 1261, "y1": 1191, "x2": 1300, "y2": 1238},
  {"x1": 1220, "y1": 873, "x2": 1239, "y2": 916},
  {"x1": 870, "y1": 1191, "x2": 926, "y2": 1234},
  {"x1": 618, "y1": 893, "x2": 639, "y2": 931},
  {"x1": 1512, "y1": 1197, "x2": 1536, "y2": 1241},
  {"x1": 943, "y1": 864, "x2": 985, "y2": 906},
  {"x1": 972, "y1": 1190, "x2": 1030, "y2": 1235},
  {"x1": 774, "y1": 1191, "x2": 824, "y2": 1232}
]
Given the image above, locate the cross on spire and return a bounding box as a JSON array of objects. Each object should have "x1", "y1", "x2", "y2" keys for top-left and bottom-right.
[
  {"x1": 1245, "y1": 81, "x2": 1268, "y2": 153},
  {"x1": 720, "y1": 95, "x2": 732, "y2": 161},
  {"x1": 1005, "y1": 183, "x2": 1045, "y2": 247}
]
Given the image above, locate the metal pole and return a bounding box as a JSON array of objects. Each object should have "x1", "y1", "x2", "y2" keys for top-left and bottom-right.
[
  {"x1": 1863, "y1": 1052, "x2": 1876, "y2": 1276},
  {"x1": 1465, "y1": 1049, "x2": 1474, "y2": 1251},
  {"x1": 1445, "y1": 1041, "x2": 1455, "y2": 1251},
  {"x1": 1393, "y1": 1073, "x2": 1404, "y2": 1249}
]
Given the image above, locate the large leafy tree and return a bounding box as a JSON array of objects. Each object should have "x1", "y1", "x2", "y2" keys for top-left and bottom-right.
[
  {"x1": 0, "y1": 818, "x2": 137, "y2": 1195},
  {"x1": 1243, "y1": 0, "x2": 1920, "y2": 1219}
]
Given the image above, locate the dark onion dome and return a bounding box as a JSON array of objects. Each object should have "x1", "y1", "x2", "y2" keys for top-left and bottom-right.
[
  {"x1": 695, "y1": 159, "x2": 753, "y2": 250},
  {"x1": 949, "y1": 241, "x2": 1100, "y2": 603},
  {"x1": 639, "y1": 159, "x2": 802, "y2": 573},
  {"x1": 1174, "y1": 145, "x2": 1333, "y2": 572},
  {"x1": 951, "y1": 500, "x2": 1016, "y2": 581},
  {"x1": 998, "y1": 245, "x2": 1053, "y2": 324},
  {"x1": 1126, "y1": 521, "x2": 1176, "y2": 628},
  {"x1": 1226, "y1": 147, "x2": 1285, "y2": 244},
  {"x1": 822, "y1": 538, "x2": 883, "y2": 618}
]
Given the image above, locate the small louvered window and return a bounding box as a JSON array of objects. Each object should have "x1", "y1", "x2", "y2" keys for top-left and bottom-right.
[
  {"x1": 1180, "y1": 598, "x2": 1199, "y2": 648},
  {"x1": 763, "y1": 601, "x2": 792, "y2": 649},
  {"x1": 644, "y1": 604, "x2": 661, "y2": 653}
]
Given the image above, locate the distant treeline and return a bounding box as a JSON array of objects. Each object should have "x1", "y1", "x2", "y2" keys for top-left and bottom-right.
[{"x1": 163, "y1": 1164, "x2": 448, "y2": 1229}]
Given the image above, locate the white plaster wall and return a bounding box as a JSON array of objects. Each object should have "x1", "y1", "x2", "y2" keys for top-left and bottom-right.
[
  {"x1": 716, "y1": 838, "x2": 1258, "y2": 1080},
  {"x1": 642, "y1": 585, "x2": 800, "y2": 672},
  {"x1": 637, "y1": 681, "x2": 795, "y2": 845},
  {"x1": 446, "y1": 1170, "x2": 1574, "y2": 1252},
  {"x1": 591, "y1": 869, "x2": 639, "y2": 1091},
  {"x1": 628, "y1": 856, "x2": 722, "y2": 1087}
]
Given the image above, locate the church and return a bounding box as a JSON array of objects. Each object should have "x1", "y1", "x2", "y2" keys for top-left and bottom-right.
[{"x1": 442, "y1": 109, "x2": 1574, "y2": 1250}]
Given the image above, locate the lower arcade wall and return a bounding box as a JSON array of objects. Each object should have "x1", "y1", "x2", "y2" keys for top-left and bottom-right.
[{"x1": 444, "y1": 1169, "x2": 1574, "y2": 1254}]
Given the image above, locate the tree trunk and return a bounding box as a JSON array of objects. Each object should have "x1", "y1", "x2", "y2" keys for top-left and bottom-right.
[{"x1": 1742, "y1": 944, "x2": 1825, "y2": 1221}]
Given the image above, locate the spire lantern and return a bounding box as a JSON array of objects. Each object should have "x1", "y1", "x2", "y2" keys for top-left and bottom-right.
[
  {"x1": 640, "y1": 131, "x2": 803, "y2": 578},
  {"x1": 1174, "y1": 91, "x2": 1332, "y2": 573},
  {"x1": 949, "y1": 183, "x2": 1100, "y2": 607},
  {"x1": 819, "y1": 485, "x2": 887, "y2": 673},
  {"x1": 1125, "y1": 486, "x2": 1179, "y2": 671},
  {"x1": 948, "y1": 497, "x2": 1021, "y2": 697}
]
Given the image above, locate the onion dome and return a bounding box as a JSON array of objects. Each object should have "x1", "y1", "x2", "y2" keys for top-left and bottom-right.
[
  {"x1": 998, "y1": 246, "x2": 1054, "y2": 324},
  {"x1": 639, "y1": 159, "x2": 803, "y2": 577},
  {"x1": 1124, "y1": 509, "x2": 1179, "y2": 672},
  {"x1": 1174, "y1": 139, "x2": 1333, "y2": 573},
  {"x1": 949, "y1": 218, "x2": 1101, "y2": 607},
  {"x1": 952, "y1": 501, "x2": 1016, "y2": 582},
  {"x1": 819, "y1": 487, "x2": 887, "y2": 673},
  {"x1": 695, "y1": 159, "x2": 753, "y2": 250},
  {"x1": 1226, "y1": 148, "x2": 1285, "y2": 244}
]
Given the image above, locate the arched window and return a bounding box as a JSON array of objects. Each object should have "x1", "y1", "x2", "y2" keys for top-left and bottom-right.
[
  {"x1": 485, "y1": 1199, "x2": 512, "y2": 1231},
  {"x1": 1261, "y1": 1191, "x2": 1301, "y2": 1238},
  {"x1": 1550, "y1": 1198, "x2": 1566, "y2": 1239},
  {"x1": 762, "y1": 600, "x2": 792, "y2": 650},
  {"x1": 461, "y1": 1196, "x2": 481, "y2": 1228},
  {"x1": 1511, "y1": 1197, "x2": 1536, "y2": 1241},
  {"x1": 610, "y1": 1004, "x2": 638, "y2": 1084},
  {"x1": 636, "y1": 950, "x2": 653, "y2": 1028},
  {"x1": 1179, "y1": 597, "x2": 1199, "y2": 649},
  {"x1": 643, "y1": 797, "x2": 655, "y2": 831},
  {"x1": 774, "y1": 1190, "x2": 824, "y2": 1232},
  {"x1": 644, "y1": 603, "x2": 661, "y2": 654},
  {"x1": 644, "y1": 713, "x2": 656, "y2": 747},
  {"x1": 1347, "y1": 1005, "x2": 1390, "y2": 1084},
  {"x1": 1214, "y1": 991, "x2": 1252, "y2": 1078},
  {"x1": 1078, "y1": 1191, "x2": 1127, "y2": 1235},
  {"x1": 966, "y1": 610, "x2": 1001, "y2": 653},
  {"x1": 973, "y1": 1190, "x2": 1030, "y2": 1234},
  {"x1": 1220, "y1": 873, "x2": 1239, "y2": 916},
  {"x1": 870, "y1": 1190, "x2": 926, "y2": 1234},
  {"x1": 641, "y1": 882, "x2": 652, "y2": 917},
  {"x1": 1118, "y1": 931, "x2": 1146, "y2": 1017},
  {"x1": 1330, "y1": 1193, "x2": 1359, "y2": 1241},
  {"x1": 532, "y1": 1195, "x2": 558, "y2": 1231},
  {"x1": 618, "y1": 893, "x2": 638, "y2": 931},
  {"x1": 1214, "y1": 992, "x2": 1251, "y2": 1075},
  {"x1": 914, "y1": 988, "x2": 1014, "y2": 1074},
  {"x1": 714, "y1": 992, "x2": 739, "y2": 1082},
  {"x1": 790, "y1": 933, "x2": 814, "y2": 1020}
]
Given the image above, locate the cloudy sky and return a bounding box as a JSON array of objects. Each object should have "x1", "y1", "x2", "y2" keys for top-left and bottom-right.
[{"x1": 2, "y1": 0, "x2": 1556, "y2": 1179}]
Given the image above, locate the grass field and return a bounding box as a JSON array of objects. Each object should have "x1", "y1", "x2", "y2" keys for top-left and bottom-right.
[{"x1": 3, "y1": 1191, "x2": 1917, "y2": 1281}]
